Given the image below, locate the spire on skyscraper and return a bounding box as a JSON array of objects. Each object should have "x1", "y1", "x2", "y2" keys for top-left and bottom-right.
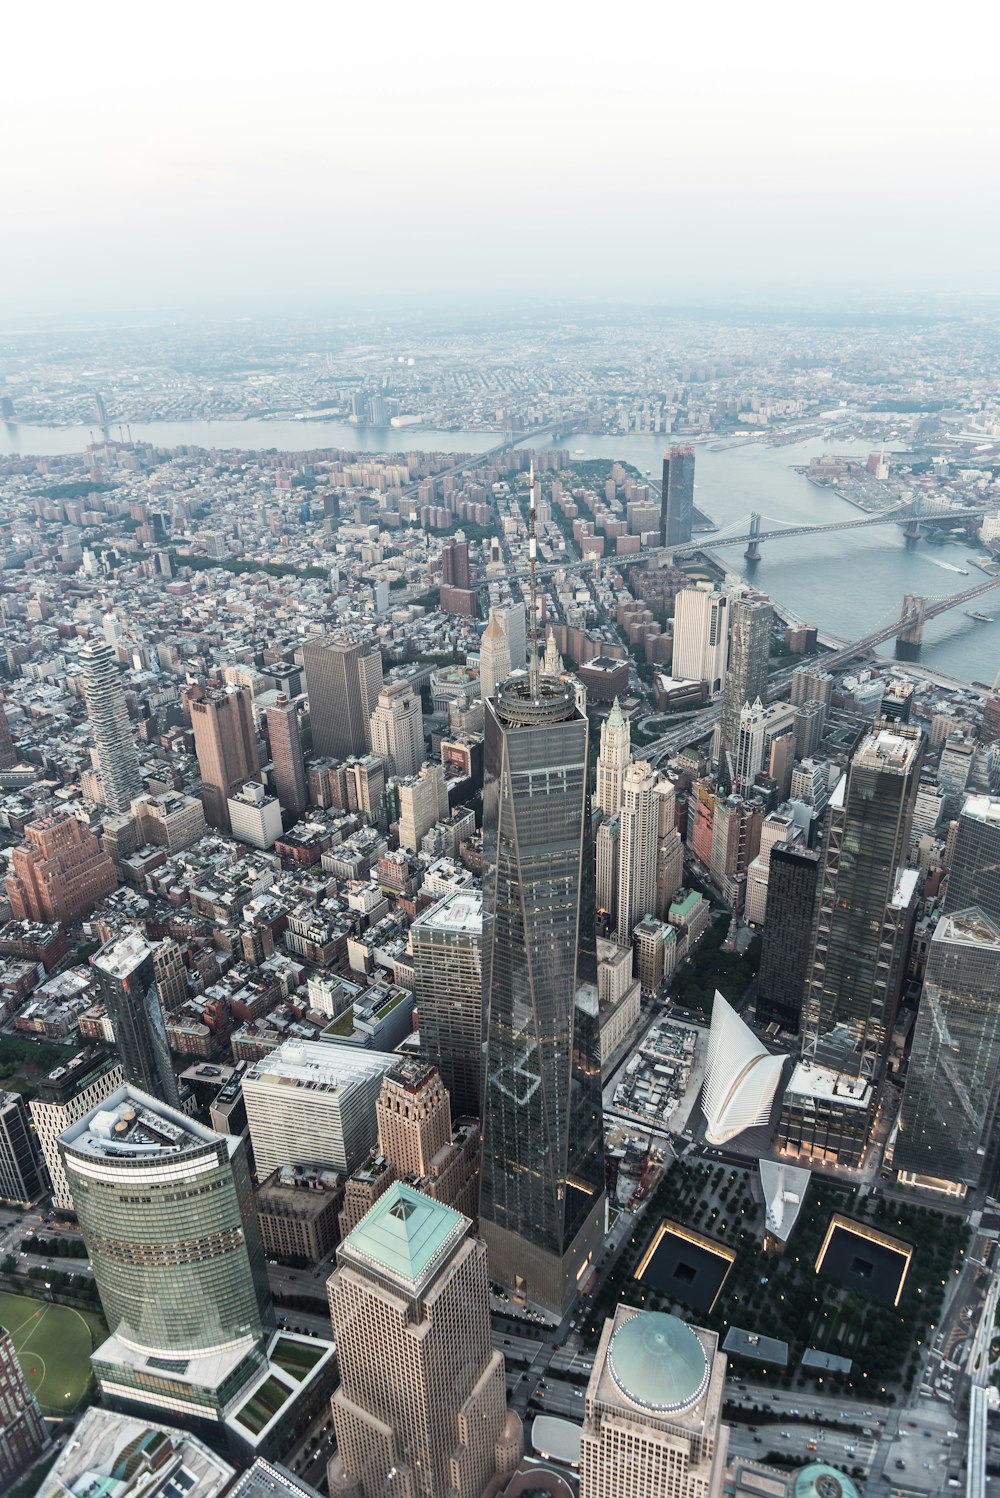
[{"x1": 527, "y1": 459, "x2": 540, "y2": 697}]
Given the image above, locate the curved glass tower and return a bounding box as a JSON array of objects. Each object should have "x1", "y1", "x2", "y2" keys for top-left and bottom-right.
[{"x1": 479, "y1": 671, "x2": 605, "y2": 1316}]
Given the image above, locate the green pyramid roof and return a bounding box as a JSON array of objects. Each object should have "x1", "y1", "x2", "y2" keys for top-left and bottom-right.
[
  {"x1": 607, "y1": 697, "x2": 625, "y2": 728},
  {"x1": 343, "y1": 1182, "x2": 467, "y2": 1292}
]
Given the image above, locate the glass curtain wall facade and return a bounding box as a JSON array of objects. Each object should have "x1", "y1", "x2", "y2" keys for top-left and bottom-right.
[
  {"x1": 92, "y1": 932, "x2": 180, "y2": 1109},
  {"x1": 945, "y1": 795, "x2": 1000, "y2": 925},
  {"x1": 479, "y1": 673, "x2": 605, "y2": 1315},
  {"x1": 755, "y1": 844, "x2": 819, "y2": 1033},
  {"x1": 895, "y1": 909, "x2": 1000, "y2": 1190}
]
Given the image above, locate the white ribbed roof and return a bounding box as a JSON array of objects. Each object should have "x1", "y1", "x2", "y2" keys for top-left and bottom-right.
[{"x1": 701, "y1": 991, "x2": 785, "y2": 1145}]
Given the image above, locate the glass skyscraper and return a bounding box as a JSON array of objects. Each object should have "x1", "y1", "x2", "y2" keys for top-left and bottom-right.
[
  {"x1": 659, "y1": 445, "x2": 696, "y2": 548},
  {"x1": 944, "y1": 794, "x2": 1000, "y2": 925},
  {"x1": 755, "y1": 843, "x2": 820, "y2": 1033},
  {"x1": 895, "y1": 909, "x2": 1000, "y2": 1192},
  {"x1": 92, "y1": 930, "x2": 180, "y2": 1109},
  {"x1": 479, "y1": 672, "x2": 605, "y2": 1316},
  {"x1": 719, "y1": 594, "x2": 773, "y2": 753}
]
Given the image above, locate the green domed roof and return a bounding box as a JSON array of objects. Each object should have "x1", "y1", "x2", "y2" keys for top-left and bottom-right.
[
  {"x1": 607, "y1": 1312, "x2": 709, "y2": 1413},
  {"x1": 793, "y1": 1464, "x2": 861, "y2": 1498}
]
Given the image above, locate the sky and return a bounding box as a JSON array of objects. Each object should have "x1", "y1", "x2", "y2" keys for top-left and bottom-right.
[{"x1": 3, "y1": 1, "x2": 999, "y2": 317}]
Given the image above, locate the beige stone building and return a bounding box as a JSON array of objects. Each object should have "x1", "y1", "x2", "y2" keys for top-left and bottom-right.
[
  {"x1": 328, "y1": 1182, "x2": 521, "y2": 1498},
  {"x1": 257, "y1": 1165, "x2": 344, "y2": 1263},
  {"x1": 579, "y1": 1307, "x2": 728, "y2": 1498}
]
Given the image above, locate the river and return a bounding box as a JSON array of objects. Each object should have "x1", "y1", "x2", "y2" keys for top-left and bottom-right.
[{"x1": 1, "y1": 419, "x2": 994, "y2": 687}]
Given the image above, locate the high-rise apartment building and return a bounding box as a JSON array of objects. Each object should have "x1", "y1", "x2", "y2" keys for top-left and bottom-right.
[
  {"x1": 242, "y1": 1041, "x2": 392, "y2": 1178},
  {"x1": 410, "y1": 890, "x2": 483, "y2": 1118},
  {"x1": 303, "y1": 632, "x2": 382, "y2": 760},
  {"x1": 80, "y1": 640, "x2": 143, "y2": 813},
  {"x1": 495, "y1": 599, "x2": 527, "y2": 670},
  {"x1": 617, "y1": 761, "x2": 659, "y2": 942},
  {"x1": 672, "y1": 589, "x2": 729, "y2": 696},
  {"x1": 719, "y1": 596, "x2": 772, "y2": 752},
  {"x1": 743, "y1": 806, "x2": 797, "y2": 928},
  {"x1": 396, "y1": 763, "x2": 448, "y2": 852},
  {"x1": 61, "y1": 1087, "x2": 276, "y2": 1432},
  {"x1": 266, "y1": 695, "x2": 307, "y2": 818},
  {"x1": 659, "y1": 445, "x2": 696, "y2": 548},
  {"x1": 732, "y1": 699, "x2": 767, "y2": 787},
  {"x1": 789, "y1": 666, "x2": 834, "y2": 709},
  {"x1": 30, "y1": 1048, "x2": 124, "y2": 1209},
  {"x1": 5, "y1": 812, "x2": 117, "y2": 924},
  {"x1": 441, "y1": 538, "x2": 471, "y2": 590},
  {"x1": 188, "y1": 683, "x2": 260, "y2": 832},
  {"x1": 0, "y1": 701, "x2": 19, "y2": 770},
  {"x1": 0, "y1": 1091, "x2": 44, "y2": 1205},
  {"x1": 328, "y1": 1183, "x2": 519, "y2": 1498},
  {"x1": 596, "y1": 817, "x2": 620, "y2": 929},
  {"x1": 480, "y1": 672, "x2": 605, "y2": 1315},
  {"x1": 0, "y1": 1323, "x2": 49, "y2": 1487},
  {"x1": 945, "y1": 794, "x2": 1000, "y2": 924},
  {"x1": 594, "y1": 698, "x2": 631, "y2": 816},
  {"x1": 478, "y1": 610, "x2": 512, "y2": 703},
  {"x1": 91, "y1": 930, "x2": 180, "y2": 1109},
  {"x1": 655, "y1": 777, "x2": 684, "y2": 918},
  {"x1": 895, "y1": 909, "x2": 1000, "y2": 1193},
  {"x1": 579, "y1": 1307, "x2": 728, "y2": 1498},
  {"x1": 368, "y1": 679, "x2": 424, "y2": 779}
]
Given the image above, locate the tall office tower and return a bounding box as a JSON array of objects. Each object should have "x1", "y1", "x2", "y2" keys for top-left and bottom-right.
[
  {"x1": 655, "y1": 777, "x2": 684, "y2": 918},
  {"x1": 91, "y1": 930, "x2": 180, "y2": 1109},
  {"x1": 302, "y1": 631, "x2": 382, "y2": 760},
  {"x1": 659, "y1": 444, "x2": 696, "y2": 548},
  {"x1": 709, "y1": 796, "x2": 762, "y2": 907},
  {"x1": 617, "y1": 761, "x2": 660, "y2": 942},
  {"x1": 368, "y1": 679, "x2": 423, "y2": 779},
  {"x1": 594, "y1": 698, "x2": 631, "y2": 816},
  {"x1": 672, "y1": 589, "x2": 729, "y2": 696},
  {"x1": 266, "y1": 695, "x2": 307, "y2": 817},
  {"x1": 719, "y1": 595, "x2": 773, "y2": 752},
  {"x1": 61, "y1": 1087, "x2": 277, "y2": 1432},
  {"x1": 328, "y1": 1183, "x2": 519, "y2": 1498},
  {"x1": 397, "y1": 763, "x2": 449, "y2": 852},
  {"x1": 0, "y1": 701, "x2": 18, "y2": 770},
  {"x1": 790, "y1": 665, "x2": 834, "y2": 709},
  {"x1": 755, "y1": 846, "x2": 819, "y2": 1033},
  {"x1": 152, "y1": 937, "x2": 189, "y2": 1015},
  {"x1": 188, "y1": 683, "x2": 260, "y2": 832},
  {"x1": 479, "y1": 610, "x2": 512, "y2": 703},
  {"x1": 5, "y1": 812, "x2": 117, "y2": 924},
  {"x1": 375, "y1": 1059, "x2": 452, "y2": 1176},
  {"x1": 496, "y1": 598, "x2": 527, "y2": 669},
  {"x1": 579, "y1": 1307, "x2": 728, "y2": 1498},
  {"x1": 945, "y1": 795, "x2": 1000, "y2": 923},
  {"x1": 441, "y1": 537, "x2": 471, "y2": 590},
  {"x1": 80, "y1": 640, "x2": 143, "y2": 813},
  {"x1": 411, "y1": 890, "x2": 482, "y2": 1118},
  {"x1": 596, "y1": 817, "x2": 620, "y2": 930},
  {"x1": 0, "y1": 1324, "x2": 49, "y2": 1487},
  {"x1": 242, "y1": 1041, "x2": 392, "y2": 1178},
  {"x1": 30, "y1": 1049, "x2": 124, "y2": 1210},
  {"x1": 480, "y1": 671, "x2": 605, "y2": 1315},
  {"x1": 0, "y1": 1091, "x2": 44, "y2": 1205},
  {"x1": 733, "y1": 699, "x2": 767, "y2": 786},
  {"x1": 894, "y1": 909, "x2": 1000, "y2": 1194},
  {"x1": 743, "y1": 806, "x2": 797, "y2": 928}
]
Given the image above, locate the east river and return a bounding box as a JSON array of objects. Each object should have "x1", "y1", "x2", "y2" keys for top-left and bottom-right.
[{"x1": 2, "y1": 419, "x2": 995, "y2": 687}]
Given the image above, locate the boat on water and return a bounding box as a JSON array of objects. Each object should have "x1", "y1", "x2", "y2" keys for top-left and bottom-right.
[{"x1": 965, "y1": 611, "x2": 995, "y2": 623}]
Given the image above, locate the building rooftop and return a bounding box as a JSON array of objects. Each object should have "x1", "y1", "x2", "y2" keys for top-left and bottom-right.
[
  {"x1": 412, "y1": 888, "x2": 482, "y2": 935},
  {"x1": 244, "y1": 1039, "x2": 391, "y2": 1095},
  {"x1": 228, "y1": 1459, "x2": 324, "y2": 1498},
  {"x1": 341, "y1": 1180, "x2": 468, "y2": 1294},
  {"x1": 854, "y1": 725, "x2": 921, "y2": 774},
  {"x1": 961, "y1": 793, "x2": 1000, "y2": 825},
  {"x1": 92, "y1": 928, "x2": 151, "y2": 980},
  {"x1": 62, "y1": 1087, "x2": 224, "y2": 1161},
  {"x1": 34, "y1": 1405, "x2": 236, "y2": 1498},
  {"x1": 606, "y1": 1310, "x2": 710, "y2": 1414}
]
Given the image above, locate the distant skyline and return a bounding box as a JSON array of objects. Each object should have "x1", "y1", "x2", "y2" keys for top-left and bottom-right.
[{"x1": 3, "y1": 2, "x2": 999, "y2": 316}]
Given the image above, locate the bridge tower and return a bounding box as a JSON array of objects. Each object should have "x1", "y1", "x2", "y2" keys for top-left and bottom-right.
[
  {"x1": 904, "y1": 490, "x2": 924, "y2": 542},
  {"x1": 744, "y1": 511, "x2": 762, "y2": 562},
  {"x1": 896, "y1": 593, "x2": 926, "y2": 659}
]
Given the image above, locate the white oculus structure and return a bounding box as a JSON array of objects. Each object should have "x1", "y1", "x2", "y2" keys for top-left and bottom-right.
[{"x1": 700, "y1": 991, "x2": 785, "y2": 1145}]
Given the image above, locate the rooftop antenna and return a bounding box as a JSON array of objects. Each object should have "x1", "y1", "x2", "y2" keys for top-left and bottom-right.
[{"x1": 528, "y1": 458, "x2": 539, "y2": 696}]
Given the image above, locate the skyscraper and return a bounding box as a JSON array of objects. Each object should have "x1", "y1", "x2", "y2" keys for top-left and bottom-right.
[
  {"x1": 5, "y1": 812, "x2": 117, "y2": 925},
  {"x1": 368, "y1": 678, "x2": 424, "y2": 779},
  {"x1": 672, "y1": 589, "x2": 729, "y2": 696},
  {"x1": 0, "y1": 1091, "x2": 44, "y2": 1205},
  {"x1": 479, "y1": 670, "x2": 605, "y2": 1315},
  {"x1": 579, "y1": 1307, "x2": 728, "y2": 1498},
  {"x1": 242, "y1": 1041, "x2": 392, "y2": 1178},
  {"x1": 945, "y1": 794, "x2": 1000, "y2": 923},
  {"x1": 617, "y1": 760, "x2": 659, "y2": 942},
  {"x1": 80, "y1": 640, "x2": 143, "y2": 813},
  {"x1": 895, "y1": 908, "x2": 1000, "y2": 1193},
  {"x1": 302, "y1": 631, "x2": 382, "y2": 760},
  {"x1": 478, "y1": 610, "x2": 512, "y2": 703},
  {"x1": 266, "y1": 695, "x2": 307, "y2": 818},
  {"x1": 328, "y1": 1182, "x2": 519, "y2": 1498},
  {"x1": 0, "y1": 1323, "x2": 49, "y2": 1487},
  {"x1": 61, "y1": 1087, "x2": 277, "y2": 1432},
  {"x1": 655, "y1": 777, "x2": 684, "y2": 918},
  {"x1": 30, "y1": 1048, "x2": 124, "y2": 1210},
  {"x1": 594, "y1": 698, "x2": 631, "y2": 816},
  {"x1": 719, "y1": 595, "x2": 773, "y2": 752},
  {"x1": 0, "y1": 700, "x2": 18, "y2": 771},
  {"x1": 596, "y1": 817, "x2": 620, "y2": 930},
  {"x1": 410, "y1": 890, "x2": 483, "y2": 1118},
  {"x1": 659, "y1": 444, "x2": 696, "y2": 548},
  {"x1": 91, "y1": 930, "x2": 180, "y2": 1109},
  {"x1": 188, "y1": 683, "x2": 260, "y2": 832},
  {"x1": 733, "y1": 699, "x2": 767, "y2": 787}
]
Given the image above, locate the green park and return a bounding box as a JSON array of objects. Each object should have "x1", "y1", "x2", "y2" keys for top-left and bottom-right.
[{"x1": 0, "y1": 1291, "x2": 104, "y2": 1413}]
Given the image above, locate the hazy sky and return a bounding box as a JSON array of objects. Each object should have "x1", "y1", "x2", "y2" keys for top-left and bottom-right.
[{"x1": 4, "y1": 1, "x2": 998, "y2": 317}]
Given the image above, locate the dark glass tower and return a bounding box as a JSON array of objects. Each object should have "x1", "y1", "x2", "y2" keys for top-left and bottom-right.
[
  {"x1": 92, "y1": 930, "x2": 180, "y2": 1109},
  {"x1": 755, "y1": 843, "x2": 819, "y2": 1033},
  {"x1": 479, "y1": 671, "x2": 605, "y2": 1316},
  {"x1": 801, "y1": 723, "x2": 922, "y2": 1083},
  {"x1": 895, "y1": 908, "x2": 1000, "y2": 1191},
  {"x1": 944, "y1": 795, "x2": 1000, "y2": 925},
  {"x1": 719, "y1": 595, "x2": 773, "y2": 752},
  {"x1": 659, "y1": 444, "x2": 695, "y2": 547}
]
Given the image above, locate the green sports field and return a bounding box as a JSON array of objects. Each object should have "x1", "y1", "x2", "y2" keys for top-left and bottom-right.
[{"x1": 0, "y1": 1292, "x2": 105, "y2": 1413}]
